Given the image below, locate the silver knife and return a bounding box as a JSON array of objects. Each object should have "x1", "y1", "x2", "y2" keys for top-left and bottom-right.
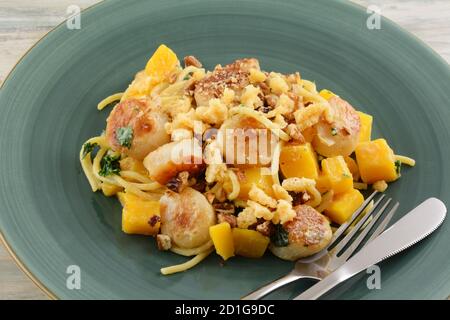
[{"x1": 294, "y1": 197, "x2": 447, "y2": 300}]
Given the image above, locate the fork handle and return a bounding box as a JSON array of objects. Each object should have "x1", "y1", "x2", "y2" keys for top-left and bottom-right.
[{"x1": 241, "y1": 272, "x2": 304, "y2": 300}]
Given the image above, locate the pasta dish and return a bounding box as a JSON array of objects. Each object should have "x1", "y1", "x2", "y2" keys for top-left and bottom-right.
[{"x1": 80, "y1": 45, "x2": 415, "y2": 275}]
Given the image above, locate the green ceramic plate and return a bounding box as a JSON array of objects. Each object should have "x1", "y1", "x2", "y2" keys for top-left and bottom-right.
[{"x1": 1, "y1": 0, "x2": 450, "y2": 300}]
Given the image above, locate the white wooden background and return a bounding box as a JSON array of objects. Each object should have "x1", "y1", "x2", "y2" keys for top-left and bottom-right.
[{"x1": 0, "y1": 0, "x2": 449, "y2": 300}]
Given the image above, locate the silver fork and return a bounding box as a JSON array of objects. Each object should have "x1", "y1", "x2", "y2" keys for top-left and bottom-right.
[{"x1": 242, "y1": 191, "x2": 399, "y2": 300}]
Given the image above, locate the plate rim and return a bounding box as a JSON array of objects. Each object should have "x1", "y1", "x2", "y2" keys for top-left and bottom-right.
[{"x1": 0, "y1": 0, "x2": 449, "y2": 300}]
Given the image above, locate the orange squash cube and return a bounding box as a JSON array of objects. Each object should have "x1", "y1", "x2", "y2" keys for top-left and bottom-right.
[
  {"x1": 119, "y1": 192, "x2": 160, "y2": 236},
  {"x1": 325, "y1": 188, "x2": 364, "y2": 224},
  {"x1": 319, "y1": 89, "x2": 336, "y2": 100},
  {"x1": 321, "y1": 156, "x2": 353, "y2": 194},
  {"x1": 232, "y1": 228, "x2": 269, "y2": 258},
  {"x1": 344, "y1": 156, "x2": 360, "y2": 181},
  {"x1": 357, "y1": 111, "x2": 373, "y2": 143},
  {"x1": 237, "y1": 167, "x2": 273, "y2": 200},
  {"x1": 301, "y1": 127, "x2": 316, "y2": 143},
  {"x1": 209, "y1": 223, "x2": 235, "y2": 261},
  {"x1": 315, "y1": 173, "x2": 331, "y2": 193},
  {"x1": 280, "y1": 143, "x2": 319, "y2": 180},
  {"x1": 145, "y1": 44, "x2": 179, "y2": 81},
  {"x1": 355, "y1": 139, "x2": 397, "y2": 184}
]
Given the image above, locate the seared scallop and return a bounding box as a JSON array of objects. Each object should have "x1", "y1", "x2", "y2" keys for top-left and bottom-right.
[
  {"x1": 143, "y1": 138, "x2": 205, "y2": 185},
  {"x1": 106, "y1": 98, "x2": 170, "y2": 160},
  {"x1": 270, "y1": 205, "x2": 332, "y2": 261},
  {"x1": 312, "y1": 96, "x2": 361, "y2": 157},
  {"x1": 194, "y1": 58, "x2": 260, "y2": 107},
  {"x1": 159, "y1": 188, "x2": 216, "y2": 249}
]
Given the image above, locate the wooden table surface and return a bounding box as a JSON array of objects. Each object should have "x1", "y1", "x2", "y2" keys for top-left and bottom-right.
[{"x1": 1, "y1": 0, "x2": 449, "y2": 300}]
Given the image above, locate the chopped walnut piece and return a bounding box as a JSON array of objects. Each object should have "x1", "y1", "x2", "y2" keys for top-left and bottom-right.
[
  {"x1": 256, "y1": 221, "x2": 274, "y2": 237},
  {"x1": 156, "y1": 234, "x2": 172, "y2": 251},
  {"x1": 217, "y1": 213, "x2": 237, "y2": 228},
  {"x1": 148, "y1": 215, "x2": 161, "y2": 227},
  {"x1": 184, "y1": 55, "x2": 203, "y2": 68},
  {"x1": 287, "y1": 124, "x2": 306, "y2": 142},
  {"x1": 166, "y1": 171, "x2": 190, "y2": 193},
  {"x1": 213, "y1": 202, "x2": 235, "y2": 215}
]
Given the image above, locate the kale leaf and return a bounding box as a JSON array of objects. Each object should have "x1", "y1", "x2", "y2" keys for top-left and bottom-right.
[
  {"x1": 82, "y1": 142, "x2": 98, "y2": 159},
  {"x1": 99, "y1": 154, "x2": 121, "y2": 177},
  {"x1": 271, "y1": 224, "x2": 289, "y2": 247}
]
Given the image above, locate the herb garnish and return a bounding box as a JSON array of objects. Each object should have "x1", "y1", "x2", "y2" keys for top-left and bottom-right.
[
  {"x1": 271, "y1": 224, "x2": 289, "y2": 247},
  {"x1": 331, "y1": 127, "x2": 338, "y2": 136},
  {"x1": 116, "y1": 126, "x2": 133, "y2": 149},
  {"x1": 99, "y1": 154, "x2": 121, "y2": 177},
  {"x1": 82, "y1": 142, "x2": 98, "y2": 159},
  {"x1": 395, "y1": 160, "x2": 402, "y2": 176}
]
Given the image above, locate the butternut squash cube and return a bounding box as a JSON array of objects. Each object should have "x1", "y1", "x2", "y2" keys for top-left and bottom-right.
[
  {"x1": 101, "y1": 182, "x2": 123, "y2": 197},
  {"x1": 315, "y1": 173, "x2": 331, "y2": 193},
  {"x1": 232, "y1": 228, "x2": 269, "y2": 258},
  {"x1": 209, "y1": 223, "x2": 235, "y2": 261},
  {"x1": 344, "y1": 156, "x2": 360, "y2": 181},
  {"x1": 145, "y1": 44, "x2": 179, "y2": 81},
  {"x1": 325, "y1": 188, "x2": 364, "y2": 224},
  {"x1": 319, "y1": 89, "x2": 336, "y2": 100},
  {"x1": 357, "y1": 111, "x2": 373, "y2": 143},
  {"x1": 238, "y1": 167, "x2": 273, "y2": 200},
  {"x1": 119, "y1": 192, "x2": 160, "y2": 236},
  {"x1": 321, "y1": 156, "x2": 353, "y2": 194},
  {"x1": 280, "y1": 143, "x2": 319, "y2": 180},
  {"x1": 355, "y1": 139, "x2": 397, "y2": 184},
  {"x1": 301, "y1": 127, "x2": 316, "y2": 143}
]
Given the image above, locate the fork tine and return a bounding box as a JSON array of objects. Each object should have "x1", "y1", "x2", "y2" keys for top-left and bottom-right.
[
  {"x1": 364, "y1": 202, "x2": 399, "y2": 246},
  {"x1": 329, "y1": 194, "x2": 386, "y2": 256},
  {"x1": 327, "y1": 198, "x2": 393, "y2": 269}
]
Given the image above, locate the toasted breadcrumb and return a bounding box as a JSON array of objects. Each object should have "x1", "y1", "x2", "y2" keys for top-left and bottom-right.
[
  {"x1": 373, "y1": 180, "x2": 388, "y2": 192},
  {"x1": 267, "y1": 94, "x2": 295, "y2": 118},
  {"x1": 240, "y1": 84, "x2": 262, "y2": 108},
  {"x1": 222, "y1": 88, "x2": 235, "y2": 105},
  {"x1": 195, "y1": 98, "x2": 228, "y2": 125},
  {"x1": 248, "y1": 200, "x2": 274, "y2": 221},
  {"x1": 268, "y1": 73, "x2": 289, "y2": 95},
  {"x1": 249, "y1": 184, "x2": 277, "y2": 208},
  {"x1": 237, "y1": 207, "x2": 258, "y2": 228},
  {"x1": 273, "y1": 200, "x2": 296, "y2": 225},
  {"x1": 204, "y1": 141, "x2": 227, "y2": 183},
  {"x1": 272, "y1": 184, "x2": 293, "y2": 202},
  {"x1": 249, "y1": 69, "x2": 267, "y2": 84},
  {"x1": 293, "y1": 103, "x2": 327, "y2": 131}
]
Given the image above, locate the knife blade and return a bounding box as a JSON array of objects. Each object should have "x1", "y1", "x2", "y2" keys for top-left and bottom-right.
[{"x1": 294, "y1": 197, "x2": 447, "y2": 300}]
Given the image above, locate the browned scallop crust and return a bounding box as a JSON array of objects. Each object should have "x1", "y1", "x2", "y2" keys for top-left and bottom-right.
[
  {"x1": 194, "y1": 58, "x2": 260, "y2": 106},
  {"x1": 106, "y1": 98, "x2": 170, "y2": 160},
  {"x1": 270, "y1": 205, "x2": 332, "y2": 261},
  {"x1": 143, "y1": 139, "x2": 205, "y2": 185},
  {"x1": 159, "y1": 188, "x2": 216, "y2": 249},
  {"x1": 312, "y1": 96, "x2": 361, "y2": 157}
]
